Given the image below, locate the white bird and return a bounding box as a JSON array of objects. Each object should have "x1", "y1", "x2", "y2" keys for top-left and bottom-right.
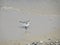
[{"x1": 19, "y1": 20, "x2": 31, "y2": 30}]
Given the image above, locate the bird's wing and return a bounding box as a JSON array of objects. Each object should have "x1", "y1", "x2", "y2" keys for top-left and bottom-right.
[
  {"x1": 19, "y1": 21, "x2": 25, "y2": 23},
  {"x1": 22, "y1": 23, "x2": 27, "y2": 26},
  {"x1": 26, "y1": 20, "x2": 31, "y2": 24},
  {"x1": 26, "y1": 20, "x2": 30, "y2": 23},
  {"x1": 19, "y1": 20, "x2": 31, "y2": 23}
]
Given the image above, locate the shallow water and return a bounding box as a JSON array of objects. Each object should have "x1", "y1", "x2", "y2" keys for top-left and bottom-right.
[{"x1": 0, "y1": 0, "x2": 60, "y2": 45}]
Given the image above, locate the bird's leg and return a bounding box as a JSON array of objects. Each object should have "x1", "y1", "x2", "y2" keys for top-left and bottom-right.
[{"x1": 25, "y1": 26, "x2": 28, "y2": 30}]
